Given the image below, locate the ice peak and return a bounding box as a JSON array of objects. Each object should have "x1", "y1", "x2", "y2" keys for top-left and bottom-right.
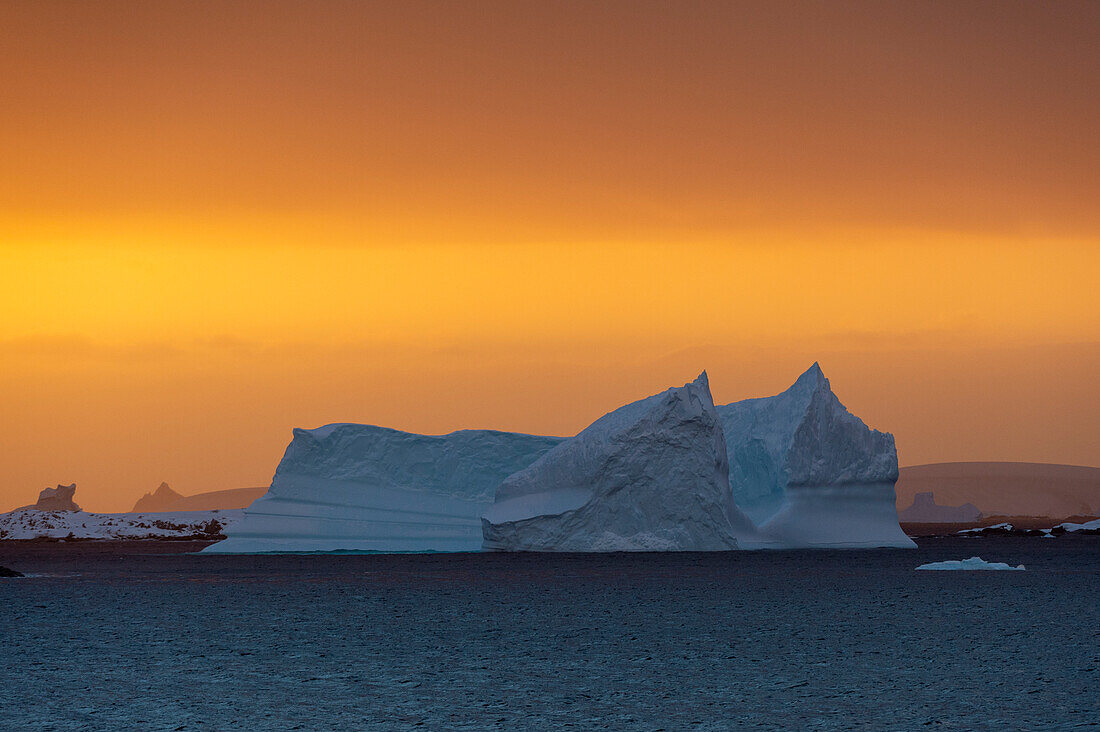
[
  {"x1": 693, "y1": 370, "x2": 710, "y2": 391},
  {"x1": 790, "y1": 362, "x2": 828, "y2": 393},
  {"x1": 298, "y1": 422, "x2": 360, "y2": 441}
]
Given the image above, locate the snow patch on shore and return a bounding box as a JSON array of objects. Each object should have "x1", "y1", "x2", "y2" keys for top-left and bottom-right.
[
  {"x1": 1056, "y1": 518, "x2": 1100, "y2": 533},
  {"x1": 0, "y1": 509, "x2": 241, "y2": 540}
]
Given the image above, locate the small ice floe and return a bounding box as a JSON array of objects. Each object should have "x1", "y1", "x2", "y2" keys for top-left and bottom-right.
[{"x1": 916, "y1": 556, "x2": 1025, "y2": 571}]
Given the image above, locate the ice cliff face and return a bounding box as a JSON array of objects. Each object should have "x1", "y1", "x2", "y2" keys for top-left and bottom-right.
[
  {"x1": 204, "y1": 425, "x2": 561, "y2": 553},
  {"x1": 718, "y1": 364, "x2": 914, "y2": 549},
  {"x1": 481, "y1": 373, "x2": 754, "y2": 551}
]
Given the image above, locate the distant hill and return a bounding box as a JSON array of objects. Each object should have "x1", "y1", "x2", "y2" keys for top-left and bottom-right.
[
  {"x1": 131, "y1": 482, "x2": 183, "y2": 512},
  {"x1": 896, "y1": 462, "x2": 1100, "y2": 519},
  {"x1": 129, "y1": 484, "x2": 267, "y2": 513},
  {"x1": 898, "y1": 491, "x2": 982, "y2": 524}
]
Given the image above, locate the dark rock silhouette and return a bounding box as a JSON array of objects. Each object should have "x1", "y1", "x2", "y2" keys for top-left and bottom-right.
[
  {"x1": 129, "y1": 484, "x2": 267, "y2": 513},
  {"x1": 896, "y1": 462, "x2": 1099, "y2": 519},
  {"x1": 130, "y1": 482, "x2": 183, "y2": 512},
  {"x1": 22, "y1": 483, "x2": 81, "y2": 512}
]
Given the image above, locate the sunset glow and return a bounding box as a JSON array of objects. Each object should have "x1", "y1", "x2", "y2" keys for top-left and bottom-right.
[{"x1": 2, "y1": 1, "x2": 1097, "y2": 510}]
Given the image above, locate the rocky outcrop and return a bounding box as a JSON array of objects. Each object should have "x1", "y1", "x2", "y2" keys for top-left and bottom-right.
[
  {"x1": 0, "y1": 508, "x2": 242, "y2": 540},
  {"x1": 131, "y1": 482, "x2": 183, "y2": 512},
  {"x1": 130, "y1": 484, "x2": 266, "y2": 513},
  {"x1": 896, "y1": 462, "x2": 1100, "y2": 519},
  {"x1": 23, "y1": 483, "x2": 81, "y2": 512}
]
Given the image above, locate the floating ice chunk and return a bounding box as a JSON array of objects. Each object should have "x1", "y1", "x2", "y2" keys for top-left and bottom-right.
[{"x1": 916, "y1": 556, "x2": 1025, "y2": 571}]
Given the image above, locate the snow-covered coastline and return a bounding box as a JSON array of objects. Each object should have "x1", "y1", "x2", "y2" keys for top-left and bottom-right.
[{"x1": 0, "y1": 509, "x2": 242, "y2": 541}]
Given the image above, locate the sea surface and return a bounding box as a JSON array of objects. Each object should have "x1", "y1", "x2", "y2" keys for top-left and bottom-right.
[{"x1": 2, "y1": 537, "x2": 1098, "y2": 730}]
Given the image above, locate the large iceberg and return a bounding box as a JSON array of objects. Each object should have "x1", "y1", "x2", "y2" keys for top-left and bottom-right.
[
  {"x1": 718, "y1": 364, "x2": 915, "y2": 549},
  {"x1": 481, "y1": 373, "x2": 754, "y2": 551},
  {"x1": 208, "y1": 364, "x2": 913, "y2": 554},
  {"x1": 203, "y1": 424, "x2": 561, "y2": 553}
]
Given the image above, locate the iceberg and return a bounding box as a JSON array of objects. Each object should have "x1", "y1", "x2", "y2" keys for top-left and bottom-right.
[
  {"x1": 18, "y1": 483, "x2": 81, "y2": 512},
  {"x1": 481, "y1": 373, "x2": 754, "y2": 552},
  {"x1": 898, "y1": 491, "x2": 983, "y2": 524},
  {"x1": 203, "y1": 424, "x2": 561, "y2": 553},
  {"x1": 718, "y1": 364, "x2": 915, "y2": 549},
  {"x1": 916, "y1": 556, "x2": 1025, "y2": 571},
  {"x1": 207, "y1": 363, "x2": 914, "y2": 554}
]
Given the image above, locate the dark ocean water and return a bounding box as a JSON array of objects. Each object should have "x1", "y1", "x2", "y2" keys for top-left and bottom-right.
[{"x1": 2, "y1": 537, "x2": 1098, "y2": 731}]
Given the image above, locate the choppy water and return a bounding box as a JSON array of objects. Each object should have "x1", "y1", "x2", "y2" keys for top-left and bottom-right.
[{"x1": 2, "y1": 537, "x2": 1098, "y2": 730}]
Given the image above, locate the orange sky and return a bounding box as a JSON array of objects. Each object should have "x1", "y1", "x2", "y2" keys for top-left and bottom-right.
[{"x1": 1, "y1": 1, "x2": 1097, "y2": 511}]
